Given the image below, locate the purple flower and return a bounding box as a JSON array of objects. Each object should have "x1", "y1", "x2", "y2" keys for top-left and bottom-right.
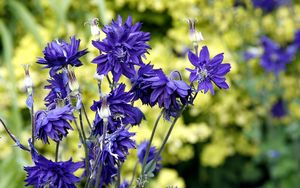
[
  {"x1": 91, "y1": 84, "x2": 144, "y2": 135},
  {"x1": 137, "y1": 141, "x2": 161, "y2": 173},
  {"x1": 187, "y1": 46, "x2": 231, "y2": 95},
  {"x1": 37, "y1": 36, "x2": 88, "y2": 76},
  {"x1": 35, "y1": 104, "x2": 74, "y2": 143},
  {"x1": 88, "y1": 145, "x2": 118, "y2": 187},
  {"x1": 271, "y1": 98, "x2": 287, "y2": 118},
  {"x1": 92, "y1": 15, "x2": 150, "y2": 82},
  {"x1": 260, "y1": 36, "x2": 295, "y2": 76},
  {"x1": 147, "y1": 70, "x2": 191, "y2": 109},
  {"x1": 130, "y1": 64, "x2": 163, "y2": 105},
  {"x1": 251, "y1": 0, "x2": 289, "y2": 12},
  {"x1": 24, "y1": 141, "x2": 82, "y2": 188},
  {"x1": 44, "y1": 72, "x2": 70, "y2": 109},
  {"x1": 108, "y1": 127, "x2": 136, "y2": 162}
]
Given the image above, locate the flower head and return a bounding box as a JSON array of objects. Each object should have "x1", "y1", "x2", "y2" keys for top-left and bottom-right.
[
  {"x1": 91, "y1": 84, "x2": 144, "y2": 135},
  {"x1": 24, "y1": 141, "x2": 82, "y2": 188},
  {"x1": 260, "y1": 36, "x2": 295, "y2": 76},
  {"x1": 37, "y1": 36, "x2": 88, "y2": 76},
  {"x1": 130, "y1": 64, "x2": 163, "y2": 105},
  {"x1": 187, "y1": 46, "x2": 231, "y2": 95},
  {"x1": 92, "y1": 15, "x2": 150, "y2": 82},
  {"x1": 44, "y1": 72, "x2": 70, "y2": 109},
  {"x1": 35, "y1": 104, "x2": 74, "y2": 143},
  {"x1": 107, "y1": 127, "x2": 136, "y2": 162},
  {"x1": 137, "y1": 141, "x2": 161, "y2": 173},
  {"x1": 271, "y1": 98, "x2": 287, "y2": 118}
]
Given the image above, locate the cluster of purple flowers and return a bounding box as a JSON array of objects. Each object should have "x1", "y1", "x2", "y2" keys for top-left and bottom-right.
[{"x1": 8, "y1": 15, "x2": 231, "y2": 188}]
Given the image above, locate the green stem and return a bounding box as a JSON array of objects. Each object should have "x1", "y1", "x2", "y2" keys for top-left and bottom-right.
[
  {"x1": 94, "y1": 121, "x2": 108, "y2": 188},
  {"x1": 79, "y1": 109, "x2": 89, "y2": 176},
  {"x1": 116, "y1": 161, "x2": 121, "y2": 188},
  {"x1": 145, "y1": 106, "x2": 186, "y2": 175},
  {"x1": 0, "y1": 118, "x2": 30, "y2": 152},
  {"x1": 141, "y1": 110, "x2": 163, "y2": 175},
  {"x1": 129, "y1": 161, "x2": 138, "y2": 186},
  {"x1": 55, "y1": 141, "x2": 60, "y2": 162},
  {"x1": 30, "y1": 101, "x2": 35, "y2": 146},
  {"x1": 82, "y1": 103, "x2": 92, "y2": 130}
]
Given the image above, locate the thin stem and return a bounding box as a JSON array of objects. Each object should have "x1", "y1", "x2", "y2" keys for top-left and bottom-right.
[
  {"x1": 82, "y1": 103, "x2": 92, "y2": 129},
  {"x1": 141, "y1": 110, "x2": 163, "y2": 175},
  {"x1": 129, "y1": 161, "x2": 139, "y2": 186},
  {"x1": 116, "y1": 161, "x2": 121, "y2": 188},
  {"x1": 0, "y1": 118, "x2": 30, "y2": 152},
  {"x1": 94, "y1": 121, "x2": 108, "y2": 188},
  {"x1": 30, "y1": 102, "x2": 35, "y2": 146},
  {"x1": 145, "y1": 106, "x2": 186, "y2": 175},
  {"x1": 74, "y1": 118, "x2": 84, "y2": 143},
  {"x1": 79, "y1": 109, "x2": 89, "y2": 176},
  {"x1": 85, "y1": 144, "x2": 102, "y2": 188},
  {"x1": 55, "y1": 141, "x2": 60, "y2": 162},
  {"x1": 97, "y1": 81, "x2": 102, "y2": 94}
]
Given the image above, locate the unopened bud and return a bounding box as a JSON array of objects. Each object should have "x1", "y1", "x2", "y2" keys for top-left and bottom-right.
[
  {"x1": 23, "y1": 64, "x2": 33, "y2": 94},
  {"x1": 186, "y1": 18, "x2": 204, "y2": 44},
  {"x1": 66, "y1": 66, "x2": 80, "y2": 96},
  {"x1": 97, "y1": 95, "x2": 111, "y2": 121},
  {"x1": 86, "y1": 18, "x2": 101, "y2": 37}
]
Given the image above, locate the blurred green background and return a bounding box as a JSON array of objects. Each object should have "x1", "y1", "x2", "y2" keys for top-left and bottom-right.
[{"x1": 1, "y1": 0, "x2": 300, "y2": 187}]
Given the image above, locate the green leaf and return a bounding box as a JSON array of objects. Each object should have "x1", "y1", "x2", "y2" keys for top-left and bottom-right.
[{"x1": 144, "y1": 159, "x2": 156, "y2": 176}]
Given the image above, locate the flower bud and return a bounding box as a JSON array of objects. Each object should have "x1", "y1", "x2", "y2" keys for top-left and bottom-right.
[
  {"x1": 23, "y1": 64, "x2": 33, "y2": 94},
  {"x1": 86, "y1": 18, "x2": 101, "y2": 37},
  {"x1": 66, "y1": 66, "x2": 80, "y2": 96},
  {"x1": 97, "y1": 95, "x2": 111, "y2": 122}
]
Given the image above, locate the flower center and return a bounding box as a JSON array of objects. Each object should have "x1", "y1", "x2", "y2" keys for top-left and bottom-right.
[
  {"x1": 197, "y1": 68, "x2": 208, "y2": 82},
  {"x1": 270, "y1": 53, "x2": 279, "y2": 62},
  {"x1": 114, "y1": 46, "x2": 127, "y2": 62}
]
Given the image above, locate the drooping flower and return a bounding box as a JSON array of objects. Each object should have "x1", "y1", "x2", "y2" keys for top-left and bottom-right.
[
  {"x1": 260, "y1": 36, "x2": 295, "y2": 76},
  {"x1": 130, "y1": 64, "x2": 163, "y2": 105},
  {"x1": 131, "y1": 65, "x2": 192, "y2": 117},
  {"x1": 44, "y1": 72, "x2": 70, "y2": 109},
  {"x1": 137, "y1": 141, "x2": 162, "y2": 173},
  {"x1": 251, "y1": 0, "x2": 289, "y2": 12},
  {"x1": 24, "y1": 140, "x2": 83, "y2": 188},
  {"x1": 35, "y1": 104, "x2": 74, "y2": 143},
  {"x1": 271, "y1": 98, "x2": 287, "y2": 118},
  {"x1": 92, "y1": 15, "x2": 150, "y2": 82},
  {"x1": 187, "y1": 46, "x2": 231, "y2": 95},
  {"x1": 37, "y1": 36, "x2": 88, "y2": 76},
  {"x1": 91, "y1": 84, "x2": 144, "y2": 135},
  {"x1": 108, "y1": 127, "x2": 136, "y2": 162}
]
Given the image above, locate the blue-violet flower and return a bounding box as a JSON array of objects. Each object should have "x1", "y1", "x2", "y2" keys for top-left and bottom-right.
[
  {"x1": 92, "y1": 15, "x2": 150, "y2": 82},
  {"x1": 37, "y1": 36, "x2": 88, "y2": 76},
  {"x1": 24, "y1": 141, "x2": 82, "y2": 188},
  {"x1": 187, "y1": 46, "x2": 231, "y2": 95},
  {"x1": 35, "y1": 104, "x2": 74, "y2": 143}
]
